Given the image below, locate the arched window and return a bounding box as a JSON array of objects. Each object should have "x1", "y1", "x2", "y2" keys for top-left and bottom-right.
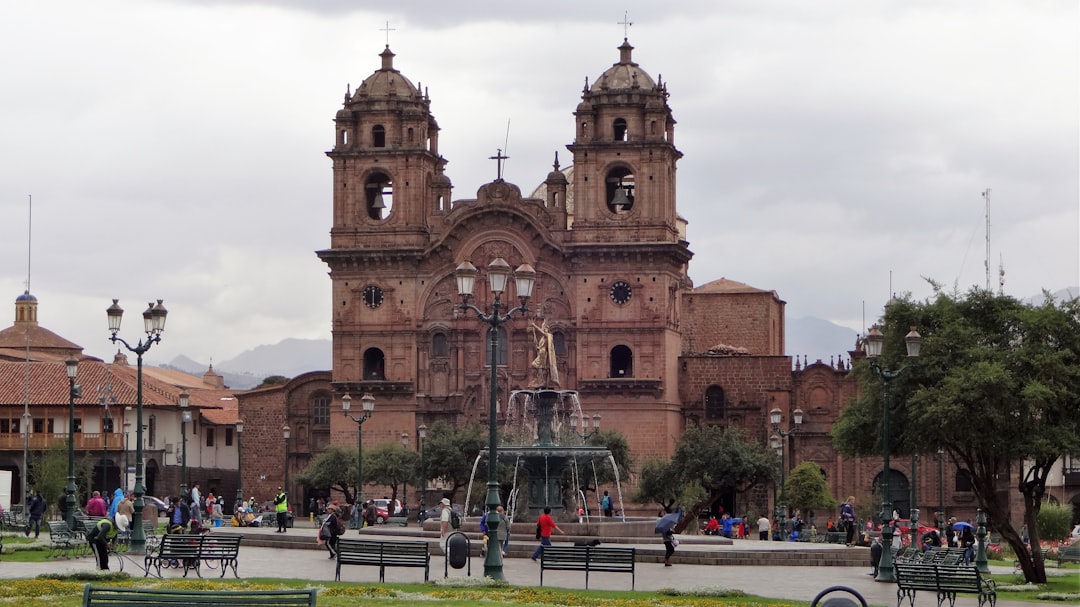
[
  {"x1": 609, "y1": 345, "x2": 633, "y2": 377},
  {"x1": 364, "y1": 172, "x2": 393, "y2": 220},
  {"x1": 955, "y1": 469, "x2": 974, "y2": 492},
  {"x1": 432, "y1": 332, "x2": 448, "y2": 357},
  {"x1": 553, "y1": 331, "x2": 567, "y2": 357},
  {"x1": 363, "y1": 348, "x2": 386, "y2": 380},
  {"x1": 312, "y1": 394, "x2": 330, "y2": 426},
  {"x1": 485, "y1": 326, "x2": 508, "y2": 366},
  {"x1": 613, "y1": 117, "x2": 628, "y2": 141},
  {"x1": 705, "y1": 385, "x2": 725, "y2": 419},
  {"x1": 605, "y1": 167, "x2": 635, "y2": 213},
  {"x1": 372, "y1": 125, "x2": 386, "y2": 147}
]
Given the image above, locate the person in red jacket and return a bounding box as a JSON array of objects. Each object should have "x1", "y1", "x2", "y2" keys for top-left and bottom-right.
[{"x1": 530, "y1": 506, "x2": 564, "y2": 561}]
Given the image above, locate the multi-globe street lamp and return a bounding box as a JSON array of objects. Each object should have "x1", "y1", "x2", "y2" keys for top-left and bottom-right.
[
  {"x1": 418, "y1": 424, "x2": 427, "y2": 522},
  {"x1": 769, "y1": 406, "x2": 803, "y2": 540},
  {"x1": 65, "y1": 356, "x2": 81, "y2": 530},
  {"x1": 107, "y1": 299, "x2": 168, "y2": 554},
  {"x1": 863, "y1": 323, "x2": 921, "y2": 583},
  {"x1": 569, "y1": 413, "x2": 601, "y2": 444},
  {"x1": 179, "y1": 392, "x2": 190, "y2": 500},
  {"x1": 342, "y1": 393, "x2": 374, "y2": 528},
  {"x1": 455, "y1": 256, "x2": 535, "y2": 581}
]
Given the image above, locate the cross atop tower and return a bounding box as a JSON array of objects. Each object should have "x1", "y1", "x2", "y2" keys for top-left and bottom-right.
[
  {"x1": 380, "y1": 21, "x2": 396, "y2": 47},
  {"x1": 489, "y1": 148, "x2": 509, "y2": 181},
  {"x1": 618, "y1": 11, "x2": 633, "y2": 39}
]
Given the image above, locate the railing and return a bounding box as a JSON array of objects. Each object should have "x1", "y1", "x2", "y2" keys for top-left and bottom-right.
[{"x1": 0, "y1": 433, "x2": 121, "y2": 451}]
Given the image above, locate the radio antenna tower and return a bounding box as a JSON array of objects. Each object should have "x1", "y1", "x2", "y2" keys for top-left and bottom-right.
[{"x1": 982, "y1": 188, "x2": 991, "y2": 291}]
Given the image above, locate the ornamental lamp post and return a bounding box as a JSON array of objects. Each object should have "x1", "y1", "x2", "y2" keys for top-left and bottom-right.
[
  {"x1": 342, "y1": 393, "x2": 374, "y2": 528},
  {"x1": 65, "y1": 356, "x2": 81, "y2": 530},
  {"x1": 455, "y1": 257, "x2": 535, "y2": 581},
  {"x1": 769, "y1": 406, "x2": 803, "y2": 540},
  {"x1": 418, "y1": 424, "x2": 427, "y2": 522},
  {"x1": 937, "y1": 448, "x2": 946, "y2": 531},
  {"x1": 864, "y1": 323, "x2": 921, "y2": 583},
  {"x1": 283, "y1": 425, "x2": 291, "y2": 508},
  {"x1": 400, "y1": 432, "x2": 409, "y2": 519},
  {"x1": 107, "y1": 298, "x2": 167, "y2": 553},
  {"x1": 179, "y1": 392, "x2": 190, "y2": 500},
  {"x1": 235, "y1": 420, "x2": 244, "y2": 512},
  {"x1": 123, "y1": 419, "x2": 131, "y2": 493}
]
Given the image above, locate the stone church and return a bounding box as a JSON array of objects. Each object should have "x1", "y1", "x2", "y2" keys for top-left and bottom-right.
[{"x1": 237, "y1": 38, "x2": 979, "y2": 523}]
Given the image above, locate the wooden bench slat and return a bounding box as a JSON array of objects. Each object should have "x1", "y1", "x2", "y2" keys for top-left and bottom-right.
[{"x1": 895, "y1": 563, "x2": 996, "y2": 607}]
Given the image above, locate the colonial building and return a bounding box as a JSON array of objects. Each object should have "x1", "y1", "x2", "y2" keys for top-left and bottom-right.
[{"x1": 0, "y1": 292, "x2": 242, "y2": 509}]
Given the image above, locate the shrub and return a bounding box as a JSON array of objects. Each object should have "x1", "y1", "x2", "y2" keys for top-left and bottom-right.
[{"x1": 1036, "y1": 502, "x2": 1072, "y2": 543}]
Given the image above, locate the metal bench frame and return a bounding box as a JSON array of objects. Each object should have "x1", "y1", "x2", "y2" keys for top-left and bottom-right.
[
  {"x1": 334, "y1": 538, "x2": 429, "y2": 582},
  {"x1": 539, "y1": 545, "x2": 636, "y2": 590},
  {"x1": 894, "y1": 563, "x2": 996, "y2": 607},
  {"x1": 144, "y1": 533, "x2": 243, "y2": 578}
]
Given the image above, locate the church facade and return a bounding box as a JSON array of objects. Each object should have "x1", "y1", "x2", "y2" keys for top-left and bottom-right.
[{"x1": 307, "y1": 38, "x2": 849, "y2": 519}]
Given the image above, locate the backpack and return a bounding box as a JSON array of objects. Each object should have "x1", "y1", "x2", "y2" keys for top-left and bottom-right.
[
  {"x1": 601, "y1": 495, "x2": 612, "y2": 510},
  {"x1": 450, "y1": 509, "x2": 462, "y2": 529}
]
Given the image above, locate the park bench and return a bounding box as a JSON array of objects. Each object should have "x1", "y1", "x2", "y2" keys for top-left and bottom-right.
[
  {"x1": 1056, "y1": 545, "x2": 1080, "y2": 565},
  {"x1": 384, "y1": 516, "x2": 408, "y2": 527},
  {"x1": 47, "y1": 520, "x2": 88, "y2": 558},
  {"x1": 539, "y1": 545, "x2": 636, "y2": 590},
  {"x1": 81, "y1": 584, "x2": 316, "y2": 607},
  {"x1": 334, "y1": 538, "x2": 429, "y2": 582},
  {"x1": 1013, "y1": 547, "x2": 1049, "y2": 569},
  {"x1": 894, "y1": 563, "x2": 996, "y2": 607},
  {"x1": 0, "y1": 510, "x2": 24, "y2": 532},
  {"x1": 144, "y1": 533, "x2": 244, "y2": 578}
]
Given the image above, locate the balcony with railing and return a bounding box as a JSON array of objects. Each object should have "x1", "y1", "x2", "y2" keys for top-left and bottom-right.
[{"x1": 0, "y1": 433, "x2": 122, "y2": 451}]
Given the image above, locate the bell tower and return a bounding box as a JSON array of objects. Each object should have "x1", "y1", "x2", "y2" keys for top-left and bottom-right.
[
  {"x1": 567, "y1": 38, "x2": 682, "y2": 243},
  {"x1": 326, "y1": 46, "x2": 449, "y2": 252}
]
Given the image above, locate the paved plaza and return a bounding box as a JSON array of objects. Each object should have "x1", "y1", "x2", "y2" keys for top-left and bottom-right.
[{"x1": 0, "y1": 524, "x2": 1055, "y2": 607}]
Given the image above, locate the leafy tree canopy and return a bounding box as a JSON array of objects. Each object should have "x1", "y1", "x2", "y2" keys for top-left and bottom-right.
[
  {"x1": 785, "y1": 461, "x2": 838, "y2": 514},
  {"x1": 295, "y1": 445, "x2": 358, "y2": 504},
  {"x1": 831, "y1": 288, "x2": 1080, "y2": 583},
  {"x1": 632, "y1": 457, "x2": 681, "y2": 513},
  {"x1": 255, "y1": 375, "x2": 289, "y2": 388},
  {"x1": 364, "y1": 441, "x2": 420, "y2": 507},
  {"x1": 420, "y1": 421, "x2": 486, "y2": 501}
]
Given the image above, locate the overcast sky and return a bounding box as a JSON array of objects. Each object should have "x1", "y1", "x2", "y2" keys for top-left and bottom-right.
[{"x1": 1, "y1": 0, "x2": 1076, "y2": 367}]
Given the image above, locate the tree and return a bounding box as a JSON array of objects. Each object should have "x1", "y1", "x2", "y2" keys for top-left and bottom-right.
[
  {"x1": 419, "y1": 421, "x2": 486, "y2": 501},
  {"x1": 785, "y1": 461, "x2": 838, "y2": 516},
  {"x1": 364, "y1": 442, "x2": 420, "y2": 512},
  {"x1": 559, "y1": 429, "x2": 634, "y2": 510},
  {"x1": 668, "y1": 425, "x2": 778, "y2": 531},
  {"x1": 295, "y1": 445, "x2": 359, "y2": 506},
  {"x1": 255, "y1": 375, "x2": 289, "y2": 388},
  {"x1": 632, "y1": 457, "x2": 681, "y2": 513},
  {"x1": 832, "y1": 288, "x2": 1080, "y2": 583}
]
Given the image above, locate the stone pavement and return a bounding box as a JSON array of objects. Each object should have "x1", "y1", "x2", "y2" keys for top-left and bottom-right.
[{"x1": 0, "y1": 524, "x2": 1054, "y2": 607}]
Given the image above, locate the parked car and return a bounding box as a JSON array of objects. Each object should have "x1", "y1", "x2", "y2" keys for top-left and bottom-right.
[
  {"x1": 372, "y1": 498, "x2": 403, "y2": 523},
  {"x1": 417, "y1": 503, "x2": 464, "y2": 523}
]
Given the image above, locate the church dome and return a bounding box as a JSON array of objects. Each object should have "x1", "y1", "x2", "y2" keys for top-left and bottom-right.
[
  {"x1": 590, "y1": 39, "x2": 656, "y2": 91},
  {"x1": 15, "y1": 291, "x2": 37, "y2": 303},
  {"x1": 353, "y1": 46, "x2": 420, "y2": 99}
]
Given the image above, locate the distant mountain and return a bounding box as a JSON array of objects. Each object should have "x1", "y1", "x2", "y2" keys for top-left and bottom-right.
[
  {"x1": 786, "y1": 317, "x2": 858, "y2": 367},
  {"x1": 164, "y1": 338, "x2": 332, "y2": 390}
]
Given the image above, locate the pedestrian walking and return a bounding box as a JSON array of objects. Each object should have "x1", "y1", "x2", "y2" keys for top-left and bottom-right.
[{"x1": 530, "y1": 506, "x2": 564, "y2": 561}]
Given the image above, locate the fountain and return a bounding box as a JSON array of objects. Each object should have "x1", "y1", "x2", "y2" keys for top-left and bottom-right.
[{"x1": 464, "y1": 321, "x2": 626, "y2": 522}]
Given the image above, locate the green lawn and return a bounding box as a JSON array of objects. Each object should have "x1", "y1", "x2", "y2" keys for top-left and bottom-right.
[{"x1": 0, "y1": 575, "x2": 800, "y2": 607}]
